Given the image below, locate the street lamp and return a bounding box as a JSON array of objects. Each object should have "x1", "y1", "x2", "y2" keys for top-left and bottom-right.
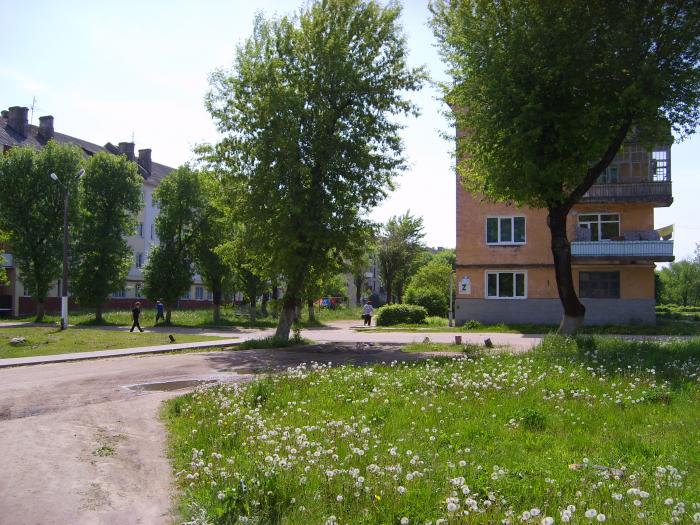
[
  {"x1": 50, "y1": 168, "x2": 84, "y2": 330},
  {"x1": 449, "y1": 270, "x2": 455, "y2": 327}
]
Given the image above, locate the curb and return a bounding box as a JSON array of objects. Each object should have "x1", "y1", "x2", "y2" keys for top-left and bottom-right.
[{"x1": 0, "y1": 339, "x2": 241, "y2": 369}]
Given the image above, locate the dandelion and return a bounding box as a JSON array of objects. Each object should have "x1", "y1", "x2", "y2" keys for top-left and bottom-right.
[
  {"x1": 217, "y1": 491, "x2": 225, "y2": 500},
  {"x1": 397, "y1": 486, "x2": 407, "y2": 494},
  {"x1": 336, "y1": 495, "x2": 343, "y2": 502},
  {"x1": 542, "y1": 518, "x2": 554, "y2": 525},
  {"x1": 585, "y1": 509, "x2": 597, "y2": 518},
  {"x1": 596, "y1": 514, "x2": 606, "y2": 522},
  {"x1": 401, "y1": 518, "x2": 410, "y2": 525},
  {"x1": 665, "y1": 498, "x2": 674, "y2": 505}
]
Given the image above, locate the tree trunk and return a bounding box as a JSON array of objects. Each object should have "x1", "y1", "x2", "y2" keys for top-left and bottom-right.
[
  {"x1": 397, "y1": 282, "x2": 404, "y2": 304},
  {"x1": 548, "y1": 207, "x2": 585, "y2": 334},
  {"x1": 386, "y1": 281, "x2": 393, "y2": 305},
  {"x1": 36, "y1": 301, "x2": 45, "y2": 322},
  {"x1": 261, "y1": 292, "x2": 269, "y2": 317},
  {"x1": 275, "y1": 295, "x2": 300, "y2": 340},
  {"x1": 95, "y1": 304, "x2": 103, "y2": 323},
  {"x1": 249, "y1": 297, "x2": 257, "y2": 324},
  {"x1": 307, "y1": 299, "x2": 315, "y2": 322},
  {"x1": 165, "y1": 306, "x2": 172, "y2": 325},
  {"x1": 212, "y1": 289, "x2": 222, "y2": 324},
  {"x1": 354, "y1": 276, "x2": 362, "y2": 306}
]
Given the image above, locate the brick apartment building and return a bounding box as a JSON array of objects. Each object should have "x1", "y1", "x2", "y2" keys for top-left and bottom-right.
[
  {"x1": 455, "y1": 138, "x2": 673, "y2": 325},
  {"x1": 0, "y1": 105, "x2": 212, "y2": 316}
]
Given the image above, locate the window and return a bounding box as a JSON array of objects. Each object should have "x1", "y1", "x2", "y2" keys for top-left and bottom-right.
[
  {"x1": 150, "y1": 223, "x2": 154, "y2": 240},
  {"x1": 195, "y1": 286, "x2": 204, "y2": 300},
  {"x1": 207, "y1": 291, "x2": 213, "y2": 301},
  {"x1": 579, "y1": 272, "x2": 620, "y2": 299},
  {"x1": 597, "y1": 165, "x2": 619, "y2": 184},
  {"x1": 651, "y1": 148, "x2": 669, "y2": 182},
  {"x1": 112, "y1": 288, "x2": 126, "y2": 298},
  {"x1": 135, "y1": 252, "x2": 143, "y2": 269},
  {"x1": 182, "y1": 289, "x2": 191, "y2": 300},
  {"x1": 578, "y1": 213, "x2": 620, "y2": 241},
  {"x1": 137, "y1": 222, "x2": 144, "y2": 237},
  {"x1": 23, "y1": 285, "x2": 31, "y2": 297},
  {"x1": 486, "y1": 271, "x2": 526, "y2": 299},
  {"x1": 486, "y1": 217, "x2": 526, "y2": 244},
  {"x1": 135, "y1": 283, "x2": 143, "y2": 298}
]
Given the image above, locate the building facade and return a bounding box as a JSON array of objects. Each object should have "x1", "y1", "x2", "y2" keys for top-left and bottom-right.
[
  {"x1": 0, "y1": 105, "x2": 211, "y2": 316},
  {"x1": 455, "y1": 140, "x2": 673, "y2": 325}
]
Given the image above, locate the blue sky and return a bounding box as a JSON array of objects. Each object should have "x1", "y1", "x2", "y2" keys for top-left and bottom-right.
[{"x1": 1, "y1": 0, "x2": 698, "y2": 258}]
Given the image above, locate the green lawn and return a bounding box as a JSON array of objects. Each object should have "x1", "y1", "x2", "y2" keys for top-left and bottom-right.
[
  {"x1": 0, "y1": 327, "x2": 223, "y2": 359},
  {"x1": 165, "y1": 336, "x2": 700, "y2": 524}
]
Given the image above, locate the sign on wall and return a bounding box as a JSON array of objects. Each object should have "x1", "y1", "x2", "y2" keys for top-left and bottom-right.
[{"x1": 459, "y1": 276, "x2": 471, "y2": 295}]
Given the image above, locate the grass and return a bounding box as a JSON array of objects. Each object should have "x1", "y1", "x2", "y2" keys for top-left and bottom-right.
[
  {"x1": 362, "y1": 317, "x2": 700, "y2": 336},
  {"x1": 0, "y1": 305, "x2": 365, "y2": 329},
  {"x1": 165, "y1": 336, "x2": 700, "y2": 524},
  {"x1": 0, "y1": 327, "x2": 222, "y2": 359},
  {"x1": 237, "y1": 334, "x2": 313, "y2": 350},
  {"x1": 402, "y1": 341, "x2": 482, "y2": 354}
]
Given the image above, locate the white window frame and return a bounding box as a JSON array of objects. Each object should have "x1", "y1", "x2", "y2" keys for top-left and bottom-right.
[
  {"x1": 136, "y1": 252, "x2": 143, "y2": 269},
  {"x1": 486, "y1": 216, "x2": 526, "y2": 245},
  {"x1": 577, "y1": 212, "x2": 620, "y2": 241},
  {"x1": 485, "y1": 270, "x2": 528, "y2": 299},
  {"x1": 195, "y1": 286, "x2": 204, "y2": 300}
]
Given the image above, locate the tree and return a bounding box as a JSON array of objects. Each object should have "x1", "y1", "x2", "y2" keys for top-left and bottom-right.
[
  {"x1": 377, "y1": 212, "x2": 425, "y2": 304},
  {"x1": 72, "y1": 153, "x2": 143, "y2": 322},
  {"x1": 658, "y1": 259, "x2": 700, "y2": 306},
  {"x1": 205, "y1": 0, "x2": 425, "y2": 340},
  {"x1": 431, "y1": 0, "x2": 700, "y2": 333},
  {"x1": 192, "y1": 172, "x2": 231, "y2": 324},
  {"x1": 0, "y1": 229, "x2": 9, "y2": 286},
  {"x1": 0, "y1": 141, "x2": 83, "y2": 320},
  {"x1": 143, "y1": 166, "x2": 203, "y2": 324},
  {"x1": 405, "y1": 259, "x2": 454, "y2": 316}
]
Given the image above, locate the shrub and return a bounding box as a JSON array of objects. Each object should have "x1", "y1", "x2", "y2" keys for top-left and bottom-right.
[
  {"x1": 462, "y1": 319, "x2": 483, "y2": 330},
  {"x1": 404, "y1": 287, "x2": 448, "y2": 317},
  {"x1": 375, "y1": 304, "x2": 428, "y2": 326}
]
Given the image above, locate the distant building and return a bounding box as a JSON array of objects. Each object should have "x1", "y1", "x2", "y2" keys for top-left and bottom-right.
[{"x1": 0, "y1": 105, "x2": 211, "y2": 315}]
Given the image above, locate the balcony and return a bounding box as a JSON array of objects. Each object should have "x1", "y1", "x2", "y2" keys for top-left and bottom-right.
[
  {"x1": 571, "y1": 240, "x2": 674, "y2": 262},
  {"x1": 580, "y1": 181, "x2": 673, "y2": 206}
]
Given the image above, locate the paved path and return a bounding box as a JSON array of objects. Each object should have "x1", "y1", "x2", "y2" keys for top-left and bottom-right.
[{"x1": 0, "y1": 344, "x2": 443, "y2": 525}]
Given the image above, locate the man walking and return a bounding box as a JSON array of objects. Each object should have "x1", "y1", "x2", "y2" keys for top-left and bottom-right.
[
  {"x1": 362, "y1": 300, "x2": 374, "y2": 327},
  {"x1": 155, "y1": 299, "x2": 165, "y2": 325},
  {"x1": 130, "y1": 301, "x2": 144, "y2": 332}
]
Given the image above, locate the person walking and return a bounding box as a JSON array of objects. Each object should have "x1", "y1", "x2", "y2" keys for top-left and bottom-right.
[
  {"x1": 130, "y1": 301, "x2": 144, "y2": 332},
  {"x1": 155, "y1": 299, "x2": 165, "y2": 325},
  {"x1": 362, "y1": 300, "x2": 374, "y2": 327}
]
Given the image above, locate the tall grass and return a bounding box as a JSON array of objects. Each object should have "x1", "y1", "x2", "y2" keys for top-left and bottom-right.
[{"x1": 165, "y1": 336, "x2": 700, "y2": 524}]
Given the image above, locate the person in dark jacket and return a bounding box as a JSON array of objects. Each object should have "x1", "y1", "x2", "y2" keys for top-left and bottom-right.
[{"x1": 130, "y1": 301, "x2": 144, "y2": 332}]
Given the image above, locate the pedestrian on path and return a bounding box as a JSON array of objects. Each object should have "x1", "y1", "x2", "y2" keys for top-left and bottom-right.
[
  {"x1": 154, "y1": 299, "x2": 165, "y2": 325},
  {"x1": 362, "y1": 301, "x2": 374, "y2": 327},
  {"x1": 130, "y1": 301, "x2": 144, "y2": 333}
]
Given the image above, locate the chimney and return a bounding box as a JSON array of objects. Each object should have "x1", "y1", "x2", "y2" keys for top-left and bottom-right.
[
  {"x1": 1, "y1": 110, "x2": 8, "y2": 119},
  {"x1": 7, "y1": 106, "x2": 29, "y2": 137},
  {"x1": 118, "y1": 141, "x2": 135, "y2": 161},
  {"x1": 38, "y1": 115, "x2": 54, "y2": 141},
  {"x1": 138, "y1": 148, "x2": 152, "y2": 175}
]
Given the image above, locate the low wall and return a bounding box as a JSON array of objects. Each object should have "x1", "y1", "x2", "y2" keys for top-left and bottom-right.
[{"x1": 455, "y1": 298, "x2": 656, "y2": 326}]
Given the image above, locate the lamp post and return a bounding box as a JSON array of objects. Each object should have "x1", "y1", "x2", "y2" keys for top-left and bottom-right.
[
  {"x1": 50, "y1": 168, "x2": 84, "y2": 330},
  {"x1": 448, "y1": 270, "x2": 455, "y2": 327}
]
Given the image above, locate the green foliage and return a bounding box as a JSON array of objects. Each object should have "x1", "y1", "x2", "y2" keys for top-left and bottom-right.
[
  {"x1": 144, "y1": 166, "x2": 204, "y2": 317},
  {"x1": 0, "y1": 141, "x2": 83, "y2": 318},
  {"x1": 236, "y1": 333, "x2": 309, "y2": 350},
  {"x1": 657, "y1": 257, "x2": 700, "y2": 306},
  {"x1": 431, "y1": 0, "x2": 700, "y2": 209},
  {"x1": 375, "y1": 303, "x2": 427, "y2": 326},
  {"x1": 377, "y1": 212, "x2": 425, "y2": 303},
  {"x1": 405, "y1": 259, "x2": 453, "y2": 316},
  {"x1": 72, "y1": 153, "x2": 143, "y2": 315},
  {"x1": 204, "y1": 0, "x2": 425, "y2": 339}
]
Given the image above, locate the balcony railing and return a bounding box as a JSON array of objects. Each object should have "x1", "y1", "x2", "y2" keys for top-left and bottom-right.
[
  {"x1": 571, "y1": 240, "x2": 674, "y2": 261},
  {"x1": 581, "y1": 181, "x2": 672, "y2": 205}
]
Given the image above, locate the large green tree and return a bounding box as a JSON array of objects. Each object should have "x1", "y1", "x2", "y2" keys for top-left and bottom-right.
[
  {"x1": 205, "y1": 0, "x2": 425, "y2": 340},
  {"x1": 72, "y1": 153, "x2": 143, "y2": 322},
  {"x1": 0, "y1": 141, "x2": 83, "y2": 320},
  {"x1": 144, "y1": 166, "x2": 204, "y2": 324},
  {"x1": 377, "y1": 212, "x2": 425, "y2": 304},
  {"x1": 657, "y1": 246, "x2": 700, "y2": 306},
  {"x1": 192, "y1": 172, "x2": 231, "y2": 324},
  {"x1": 431, "y1": 0, "x2": 700, "y2": 332}
]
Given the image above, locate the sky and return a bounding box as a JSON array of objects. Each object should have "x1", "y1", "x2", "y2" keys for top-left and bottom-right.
[{"x1": 1, "y1": 0, "x2": 698, "y2": 258}]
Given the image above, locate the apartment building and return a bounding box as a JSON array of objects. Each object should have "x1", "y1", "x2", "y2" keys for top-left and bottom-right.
[
  {"x1": 455, "y1": 139, "x2": 673, "y2": 325},
  {"x1": 0, "y1": 105, "x2": 211, "y2": 315}
]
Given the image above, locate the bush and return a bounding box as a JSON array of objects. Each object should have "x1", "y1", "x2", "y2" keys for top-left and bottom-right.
[
  {"x1": 375, "y1": 304, "x2": 428, "y2": 326},
  {"x1": 404, "y1": 287, "x2": 448, "y2": 317}
]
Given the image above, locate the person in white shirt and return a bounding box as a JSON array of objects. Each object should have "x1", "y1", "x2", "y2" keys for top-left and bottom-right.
[{"x1": 362, "y1": 301, "x2": 374, "y2": 326}]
